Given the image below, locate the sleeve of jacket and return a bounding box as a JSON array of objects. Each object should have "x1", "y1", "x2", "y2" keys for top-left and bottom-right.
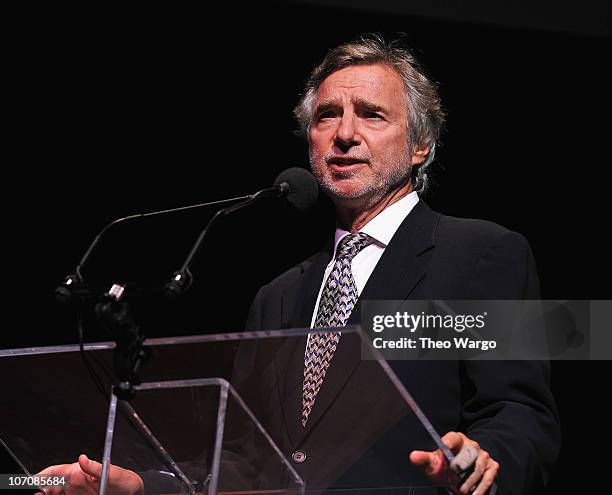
[{"x1": 461, "y1": 230, "x2": 561, "y2": 495}]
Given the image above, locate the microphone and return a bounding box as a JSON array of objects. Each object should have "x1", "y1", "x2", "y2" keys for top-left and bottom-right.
[
  {"x1": 273, "y1": 166, "x2": 319, "y2": 211},
  {"x1": 164, "y1": 167, "x2": 318, "y2": 298}
]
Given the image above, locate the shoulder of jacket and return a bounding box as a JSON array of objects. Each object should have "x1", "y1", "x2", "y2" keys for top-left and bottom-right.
[
  {"x1": 437, "y1": 214, "x2": 525, "y2": 243},
  {"x1": 259, "y1": 251, "x2": 323, "y2": 293}
]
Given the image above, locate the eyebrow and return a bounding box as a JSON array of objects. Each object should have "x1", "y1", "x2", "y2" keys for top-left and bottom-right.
[
  {"x1": 353, "y1": 97, "x2": 386, "y2": 114},
  {"x1": 314, "y1": 96, "x2": 388, "y2": 116},
  {"x1": 313, "y1": 98, "x2": 342, "y2": 116}
]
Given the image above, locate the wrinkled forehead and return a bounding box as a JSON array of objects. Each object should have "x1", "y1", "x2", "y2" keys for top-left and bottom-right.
[{"x1": 314, "y1": 63, "x2": 407, "y2": 107}]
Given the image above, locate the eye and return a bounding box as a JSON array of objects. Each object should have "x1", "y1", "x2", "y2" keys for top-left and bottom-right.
[
  {"x1": 365, "y1": 111, "x2": 384, "y2": 120},
  {"x1": 317, "y1": 110, "x2": 336, "y2": 121}
]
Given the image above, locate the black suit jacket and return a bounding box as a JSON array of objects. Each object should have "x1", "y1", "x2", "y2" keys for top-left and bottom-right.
[{"x1": 238, "y1": 200, "x2": 560, "y2": 494}]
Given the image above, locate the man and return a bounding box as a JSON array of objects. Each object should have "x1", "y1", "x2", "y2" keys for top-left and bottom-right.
[
  {"x1": 38, "y1": 36, "x2": 560, "y2": 495},
  {"x1": 241, "y1": 35, "x2": 560, "y2": 494}
]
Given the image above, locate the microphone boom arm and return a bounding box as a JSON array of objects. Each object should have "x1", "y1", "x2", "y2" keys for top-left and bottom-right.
[
  {"x1": 55, "y1": 194, "x2": 253, "y2": 304},
  {"x1": 75, "y1": 195, "x2": 252, "y2": 282},
  {"x1": 164, "y1": 185, "x2": 287, "y2": 298}
]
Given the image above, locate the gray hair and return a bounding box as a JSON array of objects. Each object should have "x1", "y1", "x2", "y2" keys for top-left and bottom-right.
[{"x1": 294, "y1": 35, "x2": 445, "y2": 195}]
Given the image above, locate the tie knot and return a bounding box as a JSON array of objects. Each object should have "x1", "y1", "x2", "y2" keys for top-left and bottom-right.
[{"x1": 336, "y1": 232, "x2": 371, "y2": 261}]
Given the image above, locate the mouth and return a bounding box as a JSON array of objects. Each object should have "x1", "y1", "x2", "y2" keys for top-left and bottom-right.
[{"x1": 327, "y1": 157, "x2": 369, "y2": 172}]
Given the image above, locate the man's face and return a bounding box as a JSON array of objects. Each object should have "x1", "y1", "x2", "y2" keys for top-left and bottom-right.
[{"x1": 309, "y1": 63, "x2": 425, "y2": 206}]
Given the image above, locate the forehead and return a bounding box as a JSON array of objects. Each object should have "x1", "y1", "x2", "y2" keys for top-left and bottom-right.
[{"x1": 315, "y1": 63, "x2": 406, "y2": 106}]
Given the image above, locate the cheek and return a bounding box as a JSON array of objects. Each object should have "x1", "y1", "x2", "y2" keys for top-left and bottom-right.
[
  {"x1": 367, "y1": 138, "x2": 410, "y2": 168},
  {"x1": 309, "y1": 130, "x2": 326, "y2": 148},
  {"x1": 377, "y1": 133, "x2": 410, "y2": 157},
  {"x1": 309, "y1": 132, "x2": 330, "y2": 158}
]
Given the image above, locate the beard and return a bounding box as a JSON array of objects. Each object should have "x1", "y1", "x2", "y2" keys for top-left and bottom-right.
[{"x1": 309, "y1": 146, "x2": 413, "y2": 206}]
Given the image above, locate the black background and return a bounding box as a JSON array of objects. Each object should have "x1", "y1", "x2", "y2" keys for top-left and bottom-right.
[{"x1": 2, "y1": 1, "x2": 611, "y2": 492}]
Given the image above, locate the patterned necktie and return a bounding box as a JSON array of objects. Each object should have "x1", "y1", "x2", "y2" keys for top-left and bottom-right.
[{"x1": 302, "y1": 232, "x2": 371, "y2": 427}]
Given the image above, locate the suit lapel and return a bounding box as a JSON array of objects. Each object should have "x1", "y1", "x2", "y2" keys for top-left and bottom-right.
[
  {"x1": 275, "y1": 246, "x2": 331, "y2": 447},
  {"x1": 283, "y1": 248, "x2": 331, "y2": 330},
  {"x1": 347, "y1": 199, "x2": 439, "y2": 324},
  {"x1": 274, "y1": 200, "x2": 440, "y2": 446}
]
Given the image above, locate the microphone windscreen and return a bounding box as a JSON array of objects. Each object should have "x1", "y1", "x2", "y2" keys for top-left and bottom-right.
[{"x1": 273, "y1": 167, "x2": 319, "y2": 211}]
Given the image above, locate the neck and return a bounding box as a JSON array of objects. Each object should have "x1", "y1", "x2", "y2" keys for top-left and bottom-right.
[{"x1": 335, "y1": 181, "x2": 414, "y2": 232}]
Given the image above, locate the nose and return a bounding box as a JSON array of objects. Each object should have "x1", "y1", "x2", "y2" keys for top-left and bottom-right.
[{"x1": 334, "y1": 113, "x2": 362, "y2": 150}]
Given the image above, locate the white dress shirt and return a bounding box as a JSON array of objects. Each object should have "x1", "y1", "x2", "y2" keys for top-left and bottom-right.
[{"x1": 310, "y1": 191, "x2": 420, "y2": 327}]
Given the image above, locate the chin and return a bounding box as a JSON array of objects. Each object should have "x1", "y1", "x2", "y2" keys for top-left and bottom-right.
[
  {"x1": 323, "y1": 181, "x2": 372, "y2": 201},
  {"x1": 314, "y1": 168, "x2": 376, "y2": 200}
]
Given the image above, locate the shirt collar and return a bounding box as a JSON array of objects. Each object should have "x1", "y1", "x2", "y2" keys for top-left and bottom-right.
[{"x1": 332, "y1": 191, "x2": 420, "y2": 255}]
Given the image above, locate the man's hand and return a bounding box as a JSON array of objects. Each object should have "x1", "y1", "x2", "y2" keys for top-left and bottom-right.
[
  {"x1": 35, "y1": 454, "x2": 144, "y2": 495},
  {"x1": 409, "y1": 431, "x2": 499, "y2": 495}
]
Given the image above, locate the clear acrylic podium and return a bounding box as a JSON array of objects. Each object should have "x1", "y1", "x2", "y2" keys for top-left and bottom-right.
[{"x1": 0, "y1": 326, "x2": 454, "y2": 494}]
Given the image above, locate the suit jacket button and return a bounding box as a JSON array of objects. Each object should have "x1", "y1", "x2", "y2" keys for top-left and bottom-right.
[{"x1": 292, "y1": 450, "x2": 307, "y2": 463}]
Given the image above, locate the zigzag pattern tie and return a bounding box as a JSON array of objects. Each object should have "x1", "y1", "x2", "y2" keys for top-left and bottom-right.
[{"x1": 302, "y1": 232, "x2": 371, "y2": 427}]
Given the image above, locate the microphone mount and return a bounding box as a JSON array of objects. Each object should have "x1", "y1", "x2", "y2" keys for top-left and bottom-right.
[
  {"x1": 94, "y1": 282, "x2": 150, "y2": 400},
  {"x1": 53, "y1": 170, "x2": 311, "y2": 400}
]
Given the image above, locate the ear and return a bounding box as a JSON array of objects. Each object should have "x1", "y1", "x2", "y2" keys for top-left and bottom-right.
[{"x1": 411, "y1": 144, "x2": 431, "y2": 166}]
